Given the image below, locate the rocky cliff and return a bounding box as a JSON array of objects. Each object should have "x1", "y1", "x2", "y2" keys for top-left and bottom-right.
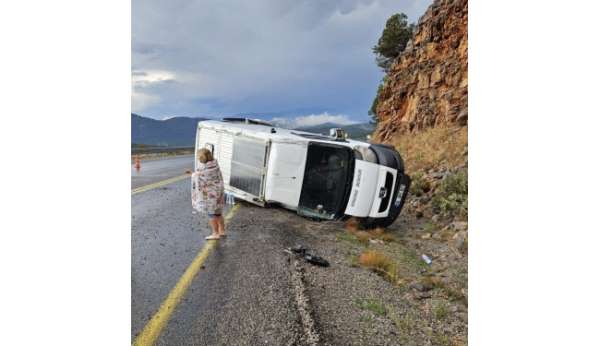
[{"x1": 374, "y1": 0, "x2": 467, "y2": 142}]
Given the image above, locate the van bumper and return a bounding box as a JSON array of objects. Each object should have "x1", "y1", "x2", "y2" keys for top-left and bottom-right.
[
  {"x1": 386, "y1": 173, "x2": 411, "y2": 223},
  {"x1": 361, "y1": 144, "x2": 411, "y2": 227}
]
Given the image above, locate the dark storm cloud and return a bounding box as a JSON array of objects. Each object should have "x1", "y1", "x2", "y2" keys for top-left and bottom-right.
[{"x1": 132, "y1": 0, "x2": 431, "y2": 121}]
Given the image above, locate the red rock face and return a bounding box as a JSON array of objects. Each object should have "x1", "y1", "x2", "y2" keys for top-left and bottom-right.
[{"x1": 374, "y1": 0, "x2": 467, "y2": 142}]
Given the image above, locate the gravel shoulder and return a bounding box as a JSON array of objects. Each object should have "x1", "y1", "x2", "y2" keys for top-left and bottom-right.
[{"x1": 285, "y1": 212, "x2": 468, "y2": 346}]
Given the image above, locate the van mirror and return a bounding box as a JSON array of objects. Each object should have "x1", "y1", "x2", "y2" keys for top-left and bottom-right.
[{"x1": 329, "y1": 128, "x2": 346, "y2": 141}]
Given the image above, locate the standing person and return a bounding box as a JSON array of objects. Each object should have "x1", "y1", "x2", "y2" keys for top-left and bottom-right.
[{"x1": 192, "y1": 148, "x2": 226, "y2": 240}]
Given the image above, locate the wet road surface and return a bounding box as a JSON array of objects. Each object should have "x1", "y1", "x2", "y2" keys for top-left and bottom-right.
[
  {"x1": 131, "y1": 155, "x2": 194, "y2": 189},
  {"x1": 131, "y1": 156, "x2": 319, "y2": 345}
]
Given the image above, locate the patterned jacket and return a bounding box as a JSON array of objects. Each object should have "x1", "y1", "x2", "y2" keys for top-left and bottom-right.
[{"x1": 191, "y1": 159, "x2": 225, "y2": 214}]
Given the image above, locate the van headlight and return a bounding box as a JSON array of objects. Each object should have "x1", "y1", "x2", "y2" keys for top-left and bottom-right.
[{"x1": 354, "y1": 146, "x2": 378, "y2": 163}]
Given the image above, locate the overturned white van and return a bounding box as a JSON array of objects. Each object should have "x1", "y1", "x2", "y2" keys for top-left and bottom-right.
[{"x1": 194, "y1": 118, "x2": 411, "y2": 228}]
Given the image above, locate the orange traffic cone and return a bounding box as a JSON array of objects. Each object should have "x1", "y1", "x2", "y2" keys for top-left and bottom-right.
[{"x1": 134, "y1": 156, "x2": 141, "y2": 172}]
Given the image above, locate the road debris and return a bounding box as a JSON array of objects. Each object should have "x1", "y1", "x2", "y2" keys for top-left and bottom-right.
[
  {"x1": 421, "y1": 254, "x2": 433, "y2": 265},
  {"x1": 287, "y1": 245, "x2": 330, "y2": 267}
]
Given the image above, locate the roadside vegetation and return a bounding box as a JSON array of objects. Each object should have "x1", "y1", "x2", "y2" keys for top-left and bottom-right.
[
  {"x1": 393, "y1": 125, "x2": 468, "y2": 222},
  {"x1": 392, "y1": 126, "x2": 467, "y2": 174},
  {"x1": 333, "y1": 217, "x2": 467, "y2": 345}
]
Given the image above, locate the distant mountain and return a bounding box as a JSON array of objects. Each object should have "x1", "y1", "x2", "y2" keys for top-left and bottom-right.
[
  {"x1": 132, "y1": 113, "x2": 207, "y2": 147},
  {"x1": 132, "y1": 113, "x2": 375, "y2": 146},
  {"x1": 294, "y1": 122, "x2": 375, "y2": 140}
]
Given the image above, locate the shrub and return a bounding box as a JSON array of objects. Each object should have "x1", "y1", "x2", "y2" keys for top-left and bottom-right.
[
  {"x1": 433, "y1": 300, "x2": 450, "y2": 320},
  {"x1": 410, "y1": 172, "x2": 431, "y2": 197},
  {"x1": 431, "y1": 171, "x2": 468, "y2": 219},
  {"x1": 369, "y1": 81, "x2": 385, "y2": 122}
]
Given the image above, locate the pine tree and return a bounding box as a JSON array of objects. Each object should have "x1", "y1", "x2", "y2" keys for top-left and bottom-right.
[{"x1": 372, "y1": 13, "x2": 414, "y2": 72}]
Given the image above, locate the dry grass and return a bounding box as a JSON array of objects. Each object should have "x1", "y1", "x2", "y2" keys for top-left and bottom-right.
[
  {"x1": 433, "y1": 300, "x2": 450, "y2": 320},
  {"x1": 370, "y1": 227, "x2": 385, "y2": 237},
  {"x1": 378, "y1": 233, "x2": 397, "y2": 243},
  {"x1": 421, "y1": 275, "x2": 468, "y2": 306},
  {"x1": 365, "y1": 227, "x2": 398, "y2": 243},
  {"x1": 355, "y1": 231, "x2": 371, "y2": 244},
  {"x1": 358, "y1": 250, "x2": 394, "y2": 271},
  {"x1": 358, "y1": 250, "x2": 397, "y2": 282},
  {"x1": 342, "y1": 224, "x2": 398, "y2": 244},
  {"x1": 390, "y1": 125, "x2": 467, "y2": 174},
  {"x1": 344, "y1": 217, "x2": 360, "y2": 233}
]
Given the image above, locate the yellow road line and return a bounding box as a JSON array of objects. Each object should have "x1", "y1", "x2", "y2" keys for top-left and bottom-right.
[
  {"x1": 133, "y1": 203, "x2": 241, "y2": 346},
  {"x1": 132, "y1": 174, "x2": 190, "y2": 195}
]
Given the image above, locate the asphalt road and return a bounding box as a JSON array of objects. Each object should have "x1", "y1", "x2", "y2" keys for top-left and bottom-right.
[
  {"x1": 131, "y1": 155, "x2": 194, "y2": 189},
  {"x1": 131, "y1": 155, "x2": 318, "y2": 345}
]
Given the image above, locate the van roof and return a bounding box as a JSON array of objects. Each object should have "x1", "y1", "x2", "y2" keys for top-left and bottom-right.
[{"x1": 198, "y1": 120, "x2": 370, "y2": 148}]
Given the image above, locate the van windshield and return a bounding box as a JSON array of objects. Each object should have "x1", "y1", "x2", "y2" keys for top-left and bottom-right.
[{"x1": 298, "y1": 143, "x2": 353, "y2": 219}]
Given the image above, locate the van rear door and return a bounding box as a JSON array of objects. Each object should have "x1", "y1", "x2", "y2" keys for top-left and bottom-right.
[{"x1": 227, "y1": 136, "x2": 270, "y2": 205}]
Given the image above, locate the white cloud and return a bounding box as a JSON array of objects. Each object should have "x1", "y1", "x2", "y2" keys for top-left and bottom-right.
[
  {"x1": 272, "y1": 112, "x2": 358, "y2": 128},
  {"x1": 131, "y1": 70, "x2": 178, "y2": 113},
  {"x1": 131, "y1": 90, "x2": 160, "y2": 113},
  {"x1": 132, "y1": 70, "x2": 176, "y2": 88}
]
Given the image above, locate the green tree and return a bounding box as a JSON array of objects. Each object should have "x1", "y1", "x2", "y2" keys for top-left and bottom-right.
[
  {"x1": 369, "y1": 13, "x2": 414, "y2": 123},
  {"x1": 369, "y1": 81, "x2": 385, "y2": 123},
  {"x1": 372, "y1": 13, "x2": 414, "y2": 72}
]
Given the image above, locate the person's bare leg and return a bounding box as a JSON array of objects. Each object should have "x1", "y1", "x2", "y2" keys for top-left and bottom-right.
[
  {"x1": 207, "y1": 217, "x2": 220, "y2": 238},
  {"x1": 217, "y1": 216, "x2": 226, "y2": 236}
]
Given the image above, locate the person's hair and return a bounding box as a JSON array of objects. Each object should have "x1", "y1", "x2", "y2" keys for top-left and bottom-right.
[{"x1": 197, "y1": 148, "x2": 213, "y2": 163}]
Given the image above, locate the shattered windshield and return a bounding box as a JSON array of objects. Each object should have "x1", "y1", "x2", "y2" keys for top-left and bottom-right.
[{"x1": 298, "y1": 143, "x2": 353, "y2": 219}]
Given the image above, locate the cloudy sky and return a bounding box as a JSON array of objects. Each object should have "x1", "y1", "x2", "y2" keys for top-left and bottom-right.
[{"x1": 132, "y1": 0, "x2": 431, "y2": 125}]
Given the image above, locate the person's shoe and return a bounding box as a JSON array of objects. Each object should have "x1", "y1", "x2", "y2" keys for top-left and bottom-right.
[
  {"x1": 205, "y1": 234, "x2": 220, "y2": 240},
  {"x1": 219, "y1": 233, "x2": 227, "y2": 238}
]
